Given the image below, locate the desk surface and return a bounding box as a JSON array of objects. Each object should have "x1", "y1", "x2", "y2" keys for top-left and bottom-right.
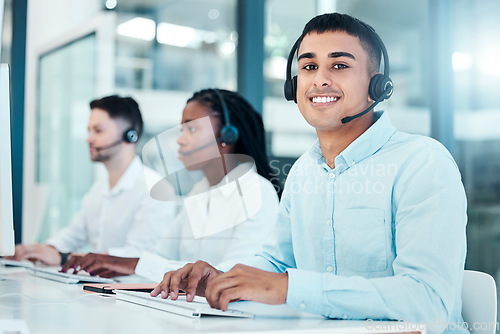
[{"x1": 0, "y1": 267, "x2": 424, "y2": 334}]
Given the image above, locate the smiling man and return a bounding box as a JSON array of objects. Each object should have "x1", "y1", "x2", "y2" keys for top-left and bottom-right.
[{"x1": 152, "y1": 13, "x2": 467, "y2": 333}]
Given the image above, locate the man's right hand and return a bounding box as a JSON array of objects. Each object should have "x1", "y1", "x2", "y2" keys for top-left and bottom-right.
[
  {"x1": 7, "y1": 244, "x2": 61, "y2": 266},
  {"x1": 150, "y1": 261, "x2": 222, "y2": 302},
  {"x1": 60, "y1": 253, "x2": 139, "y2": 278}
]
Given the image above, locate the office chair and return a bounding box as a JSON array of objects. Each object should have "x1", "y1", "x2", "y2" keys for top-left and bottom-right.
[{"x1": 462, "y1": 270, "x2": 498, "y2": 334}]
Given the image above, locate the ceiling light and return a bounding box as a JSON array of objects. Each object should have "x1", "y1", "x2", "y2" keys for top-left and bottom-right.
[
  {"x1": 157, "y1": 22, "x2": 199, "y2": 48},
  {"x1": 452, "y1": 52, "x2": 473, "y2": 72},
  {"x1": 105, "y1": 0, "x2": 117, "y2": 10},
  {"x1": 219, "y1": 41, "x2": 236, "y2": 57},
  {"x1": 116, "y1": 17, "x2": 155, "y2": 41}
]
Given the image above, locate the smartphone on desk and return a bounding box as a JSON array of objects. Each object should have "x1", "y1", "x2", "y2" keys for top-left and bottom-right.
[{"x1": 83, "y1": 283, "x2": 159, "y2": 294}]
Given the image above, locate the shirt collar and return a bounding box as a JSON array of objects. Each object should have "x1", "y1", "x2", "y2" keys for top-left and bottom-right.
[
  {"x1": 309, "y1": 111, "x2": 396, "y2": 171},
  {"x1": 219, "y1": 162, "x2": 256, "y2": 198},
  {"x1": 310, "y1": 138, "x2": 324, "y2": 165},
  {"x1": 190, "y1": 162, "x2": 255, "y2": 199},
  {"x1": 340, "y1": 111, "x2": 396, "y2": 167},
  {"x1": 104, "y1": 156, "x2": 143, "y2": 196}
]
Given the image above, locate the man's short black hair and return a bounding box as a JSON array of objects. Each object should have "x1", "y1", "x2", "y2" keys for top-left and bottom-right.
[
  {"x1": 89, "y1": 95, "x2": 143, "y2": 138},
  {"x1": 298, "y1": 13, "x2": 382, "y2": 74}
]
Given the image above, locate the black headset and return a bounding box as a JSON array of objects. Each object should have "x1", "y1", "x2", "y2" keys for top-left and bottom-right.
[
  {"x1": 283, "y1": 23, "x2": 393, "y2": 123},
  {"x1": 211, "y1": 89, "x2": 239, "y2": 145},
  {"x1": 93, "y1": 98, "x2": 140, "y2": 152},
  {"x1": 123, "y1": 99, "x2": 140, "y2": 143}
]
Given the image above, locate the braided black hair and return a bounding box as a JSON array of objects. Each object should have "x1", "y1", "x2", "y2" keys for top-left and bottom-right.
[{"x1": 187, "y1": 89, "x2": 280, "y2": 196}]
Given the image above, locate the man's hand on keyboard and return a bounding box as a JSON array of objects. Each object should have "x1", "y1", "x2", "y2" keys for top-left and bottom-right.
[
  {"x1": 60, "y1": 253, "x2": 139, "y2": 278},
  {"x1": 204, "y1": 264, "x2": 288, "y2": 311},
  {"x1": 5, "y1": 244, "x2": 61, "y2": 266},
  {"x1": 151, "y1": 260, "x2": 222, "y2": 302}
]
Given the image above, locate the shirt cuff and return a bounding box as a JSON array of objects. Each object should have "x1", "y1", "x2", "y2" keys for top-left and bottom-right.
[
  {"x1": 217, "y1": 255, "x2": 280, "y2": 273},
  {"x1": 108, "y1": 247, "x2": 141, "y2": 258},
  {"x1": 135, "y1": 252, "x2": 188, "y2": 282},
  {"x1": 285, "y1": 268, "x2": 324, "y2": 315},
  {"x1": 47, "y1": 240, "x2": 66, "y2": 253}
]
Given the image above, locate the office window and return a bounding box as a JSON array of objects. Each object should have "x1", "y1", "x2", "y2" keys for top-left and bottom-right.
[
  {"x1": 111, "y1": 0, "x2": 238, "y2": 157},
  {"x1": 452, "y1": 0, "x2": 500, "y2": 282},
  {"x1": 28, "y1": 1, "x2": 239, "y2": 244},
  {"x1": 36, "y1": 34, "x2": 96, "y2": 241},
  {"x1": 263, "y1": 0, "x2": 317, "y2": 160},
  {"x1": 264, "y1": 0, "x2": 314, "y2": 99},
  {"x1": 0, "y1": 0, "x2": 12, "y2": 64},
  {"x1": 114, "y1": 0, "x2": 237, "y2": 93}
]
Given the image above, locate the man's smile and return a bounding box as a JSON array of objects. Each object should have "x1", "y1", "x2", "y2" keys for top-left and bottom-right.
[{"x1": 310, "y1": 95, "x2": 340, "y2": 103}]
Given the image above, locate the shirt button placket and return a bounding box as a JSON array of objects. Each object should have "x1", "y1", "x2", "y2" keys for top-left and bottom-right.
[{"x1": 326, "y1": 169, "x2": 336, "y2": 276}]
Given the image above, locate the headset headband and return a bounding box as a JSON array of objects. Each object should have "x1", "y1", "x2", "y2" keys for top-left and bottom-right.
[
  {"x1": 123, "y1": 98, "x2": 139, "y2": 143},
  {"x1": 210, "y1": 89, "x2": 239, "y2": 145}
]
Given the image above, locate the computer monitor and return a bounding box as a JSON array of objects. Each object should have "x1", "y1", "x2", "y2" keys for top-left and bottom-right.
[{"x1": 0, "y1": 63, "x2": 15, "y2": 256}]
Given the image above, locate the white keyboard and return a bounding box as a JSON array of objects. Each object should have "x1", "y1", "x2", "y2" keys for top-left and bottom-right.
[
  {"x1": 27, "y1": 266, "x2": 115, "y2": 284},
  {"x1": 115, "y1": 290, "x2": 254, "y2": 318},
  {"x1": 0, "y1": 259, "x2": 35, "y2": 268}
]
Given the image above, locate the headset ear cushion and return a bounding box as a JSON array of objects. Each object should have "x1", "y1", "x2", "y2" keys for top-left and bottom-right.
[
  {"x1": 220, "y1": 125, "x2": 239, "y2": 145},
  {"x1": 369, "y1": 74, "x2": 393, "y2": 102},
  {"x1": 124, "y1": 129, "x2": 139, "y2": 143},
  {"x1": 368, "y1": 73, "x2": 383, "y2": 101},
  {"x1": 292, "y1": 76, "x2": 297, "y2": 103},
  {"x1": 284, "y1": 76, "x2": 296, "y2": 102}
]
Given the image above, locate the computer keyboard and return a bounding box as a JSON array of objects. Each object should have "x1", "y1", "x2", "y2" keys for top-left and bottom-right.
[
  {"x1": 27, "y1": 266, "x2": 115, "y2": 284},
  {"x1": 0, "y1": 259, "x2": 35, "y2": 268},
  {"x1": 115, "y1": 290, "x2": 254, "y2": 318}
]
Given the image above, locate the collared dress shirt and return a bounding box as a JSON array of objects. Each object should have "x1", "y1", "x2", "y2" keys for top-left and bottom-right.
[
  {"x1": 135, "y1": 163, "x2": 279, "y2": 282},
  {"x1": 243, "y1": 112, "x2": 467, "y2": 334},
  {"x1": 47, "y1": 157, "x2": 176, "y2": 257}
]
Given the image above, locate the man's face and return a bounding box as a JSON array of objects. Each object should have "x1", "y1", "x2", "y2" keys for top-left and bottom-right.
[
  {"x1": 86, "y1": 108, "x2": 123, "y2": 162},
  {"x1": 296, "y1": 31, "x2": 373, "y2": 132}
]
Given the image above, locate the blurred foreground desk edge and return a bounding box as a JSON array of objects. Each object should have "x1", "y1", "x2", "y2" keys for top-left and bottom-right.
[{"x1": 0, "y1": 267, "x2": 425, "y2": 334}]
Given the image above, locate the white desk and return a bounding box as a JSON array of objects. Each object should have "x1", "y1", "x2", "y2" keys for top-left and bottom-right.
[{"x1": 0, "y1": 267, "x2": 425, "y2": 334}]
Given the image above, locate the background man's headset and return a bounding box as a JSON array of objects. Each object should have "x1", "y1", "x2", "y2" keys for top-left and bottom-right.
[
  {"x1": 94, "y1": 98, "x2": 140, "y2": 151},
  {"x1": 123, "y1": 100, "x2": 140, "y2": 144},
  {"x1": 283, "y1": 22, "x2": 394, "y2": 124},
  {"x1": 181, "y1": 89, "x2": 239, "y2": 156}
]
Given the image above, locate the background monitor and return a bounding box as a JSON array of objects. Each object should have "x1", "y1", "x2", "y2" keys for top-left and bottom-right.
[{"x1": 0, "y1": 63, "x2": 15, "y2": 256}]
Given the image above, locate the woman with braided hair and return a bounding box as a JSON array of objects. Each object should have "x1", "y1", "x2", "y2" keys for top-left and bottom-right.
[{"x1": 61, "y1": 88, "x2": 280, "y2": 281}]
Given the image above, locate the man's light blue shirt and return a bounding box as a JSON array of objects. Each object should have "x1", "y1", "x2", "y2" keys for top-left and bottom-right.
[{"x1": 245, "y1": 111, "x2": 467, "y2": 333}]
